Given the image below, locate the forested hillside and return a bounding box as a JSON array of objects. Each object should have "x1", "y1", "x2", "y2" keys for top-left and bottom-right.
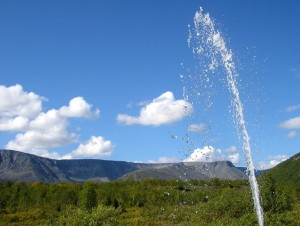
[{"x1": 263, "y1": 152, "x2": 300, "y2": 187}]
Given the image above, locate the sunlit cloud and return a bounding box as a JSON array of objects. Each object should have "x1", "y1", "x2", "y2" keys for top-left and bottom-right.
[
  {"x1": 117, "y1": 91, "x2": 193, "y2": 126},
  {"x1": 0, "y1": 84, "x2": 43, "y2": 132},
  {"x1": 0, "y1": 116, "x2": 29, "y2": 131},
  {"x1": 72, "y1": 136, "x2": 114, "y2": 158},
  {"x1": 1, "y1": 84, "x2": 112, "y2": 159},
  {"x1": 59, "y1": 97, "x2": 100, "y2": 118},
  {"x1": 6, "y1": 109, "x2": 78, "y2": 153},
  {"x1": 184, "y1": 145, "x2": 240, "y2": 164},
  {"x1": 0, "y1": 84, "x2": 43, "y2": 118},
  {"x1": 280, "y1": 116, "x2": 300, "y2": 129}
]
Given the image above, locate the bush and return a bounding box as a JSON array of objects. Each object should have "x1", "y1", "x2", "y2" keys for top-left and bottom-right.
[
  {"x1": 79, "y1": 182, "x2": 97, "y2": 211},
  {"x1": 259, "y1": 174, "x2": 295, "y2": 213},
  {"x1": 56, "y1": 204, "x2": 121, "y2": 226}
]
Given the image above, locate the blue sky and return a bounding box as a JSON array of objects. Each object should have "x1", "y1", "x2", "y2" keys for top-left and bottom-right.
[{"x1": 0, "y1": 0, "x2": 299, "y2": 169}]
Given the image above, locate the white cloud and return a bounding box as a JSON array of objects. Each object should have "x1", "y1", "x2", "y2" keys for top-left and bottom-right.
[
  {"x1": 184, "y1": 145, "x2": 240, "y2": 164},
  {"x1": 0, "y1": 116, "x2": 29, "y2": 131},
  {"x1": 148, "y1": 156, "x2": 180, "y2": 164},
  {"x1": 72, "y1": 136, "x2": 113, "y2": 158},
  {"x1": 280, "y1": 116, "x2": 300, "y2": 129},
  {"x1": 59, "y1": 97, "x2": 100, "y2": 118},
  {"x1": 117, "y1": 91, "x2": 193, "y2": 126},
  {"x1": 224, "y1": 146, "x2": 240, "y2": 164},
  {"x1": 188, "y1": 123, "x2": 209, "y2": 133},
  {"x1": 184, "y1": 146, "x2": 222, "y2": 162},
  {"x1": 0, "y1": 84, "x2": 42, "y2": 118},
  {"x1": 1, "y1": 84, "x2": 112, "y2": 159},
  {"x1": 257, "y1": 155, "x2": 289, "y2": 170},
  {"x1": 6, "y1": 109, "x2": 78, "y2": 153},
  {"x1": 286, "y1": 104, "x2": 300, "y2": 112},
  {"x1": 227, "y1": 153, "x2": 240, "y2": 164},
  {"x1": 0, "y1": 84, "x2": 43, "y2": 132}
]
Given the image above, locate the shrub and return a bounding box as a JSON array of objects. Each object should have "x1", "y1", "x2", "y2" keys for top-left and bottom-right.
[{"x1": 56, "y1": 204, "x2": 121, "y2": 226}]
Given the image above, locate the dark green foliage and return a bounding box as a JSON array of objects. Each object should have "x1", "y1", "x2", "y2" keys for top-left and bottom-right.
[
  {"x1": 79, "y1": 182, "x2": 97, "y2": 211},
  {"x1": 259, "y1": 174, "x2": 295, "y2": 213},
  {"x1": 0, "y1": 178, "x2": 299, "y2": 225}
]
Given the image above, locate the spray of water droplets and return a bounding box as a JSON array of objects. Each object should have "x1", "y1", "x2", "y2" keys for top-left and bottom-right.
[{"x1": 187, "y1": 7, "x2": 264, "y2": 226}]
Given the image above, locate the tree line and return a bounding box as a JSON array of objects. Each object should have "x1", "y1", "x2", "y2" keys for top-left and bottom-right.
[{"x1": 0, "y1": 174, "x2": 299, "y2": 225}]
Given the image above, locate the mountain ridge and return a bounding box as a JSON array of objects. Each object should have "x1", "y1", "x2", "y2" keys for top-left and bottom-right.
[{"x1": 1, "y1": 149, "x2": 249, "y2": 183}]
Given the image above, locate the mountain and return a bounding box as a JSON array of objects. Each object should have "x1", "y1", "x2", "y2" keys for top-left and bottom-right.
[
  {"x1": 120, "y1": 161, "x2": 247, "y2": 181},
  {"x1": 0, "y1": 149, "x2": 150, "y2": 183},
  {"x1": 237, "y1": 167, "x2": 266, "y2": 177},
  {"x1": 1, "y1": 149, "x2": 247, "y2": 183},
  {"x1": 262, "y1": 152, "x2": 300, "y2": 186},
  {"x1": 0, "y1": 149, "x2": 69, "y2": 183}
]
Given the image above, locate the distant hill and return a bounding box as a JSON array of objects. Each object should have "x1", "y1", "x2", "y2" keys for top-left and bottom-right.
[
  {"x1": 1, "y1": 149, "x2": 248, "y2": 183},
  {"x1": 0, "y1": 149, "x2": 69, "y2": 183},
  {"x1": 237, "y1": 167, "x2": 267, "y2": 177},
  {"x1": 262, "y1": 152, "x2": 300, "y2": 186},
  {"x1": 0, "y1": 149, "x2": 150, "y2": 183},
  {"x1": 120, "y1": 161, "x2": 247, "y2": 181}
]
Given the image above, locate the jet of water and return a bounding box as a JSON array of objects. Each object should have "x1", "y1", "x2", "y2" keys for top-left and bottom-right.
[{"x1": 188, "y1": 7, "x2": 264, "y2": 226}]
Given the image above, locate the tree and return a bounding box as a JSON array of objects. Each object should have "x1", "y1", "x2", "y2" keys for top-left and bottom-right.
[{"x1": 79, "y1": 182, "x2": 97, "y2": 211}]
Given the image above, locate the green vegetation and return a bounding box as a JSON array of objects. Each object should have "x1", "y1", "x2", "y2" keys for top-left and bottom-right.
[
  {"x1": 263, "y1": 153, "x2": 300, "y2": 187},
  {"x1": 0, "y1": 178, "x2": 299, "y2": 225}
]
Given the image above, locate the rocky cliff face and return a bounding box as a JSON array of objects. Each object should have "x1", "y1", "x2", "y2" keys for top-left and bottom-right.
[{"x1": 0, "y1": 149, "x2": 248, "y2": 183}]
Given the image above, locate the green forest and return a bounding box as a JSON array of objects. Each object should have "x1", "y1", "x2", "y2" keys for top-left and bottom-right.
[{"x1": 0, "y1": 173, "x2": 299, "y2": 226}]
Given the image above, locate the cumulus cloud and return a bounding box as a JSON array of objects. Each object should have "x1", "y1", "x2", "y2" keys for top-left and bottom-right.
[
  {"x1": 72, "y1": 136, "x2": 114, "y2": 158},
  {"x1": 184, "y1": 145, "x2": 240, "y2": 164},
  {"x1": 188, "y1": 123, "x2": 209, "y2": 133},
  {"x1": 184, "y1": 146, "x2": 222, "y2": 162},
  {"x1": 227, "y1": 153, "x2": 240, "y2": 164},
  {"x1": 0, "y1": 84, "x2": 42, "y2": 118},
  {"x1": 0, "y1": 116, "x2": 29, "y2": 131},
  {"x1": 280, "y1": 116, "x2": 300, "y2": 129},
  {"x1": 59, "y1": 97, "x2": 100, "y2": 118},
  {"x1": 6, "y1": 109, "x2": 78, "y2": 153},
  {"x1": 1, "y1": 84, "x2": 112, "y2": 159},
  {"x1": 257, "y1": 155, "x2": 289, "y2": 170},
  {"x1": 117, "y1": 91, "x2": 193, "y2": 126},
  {"x1": 224, "y1": 146, "x2": 240, "y2": 163},
  {"x1": 0, "y1": 84, "x2": 43, "y2": 132}
]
